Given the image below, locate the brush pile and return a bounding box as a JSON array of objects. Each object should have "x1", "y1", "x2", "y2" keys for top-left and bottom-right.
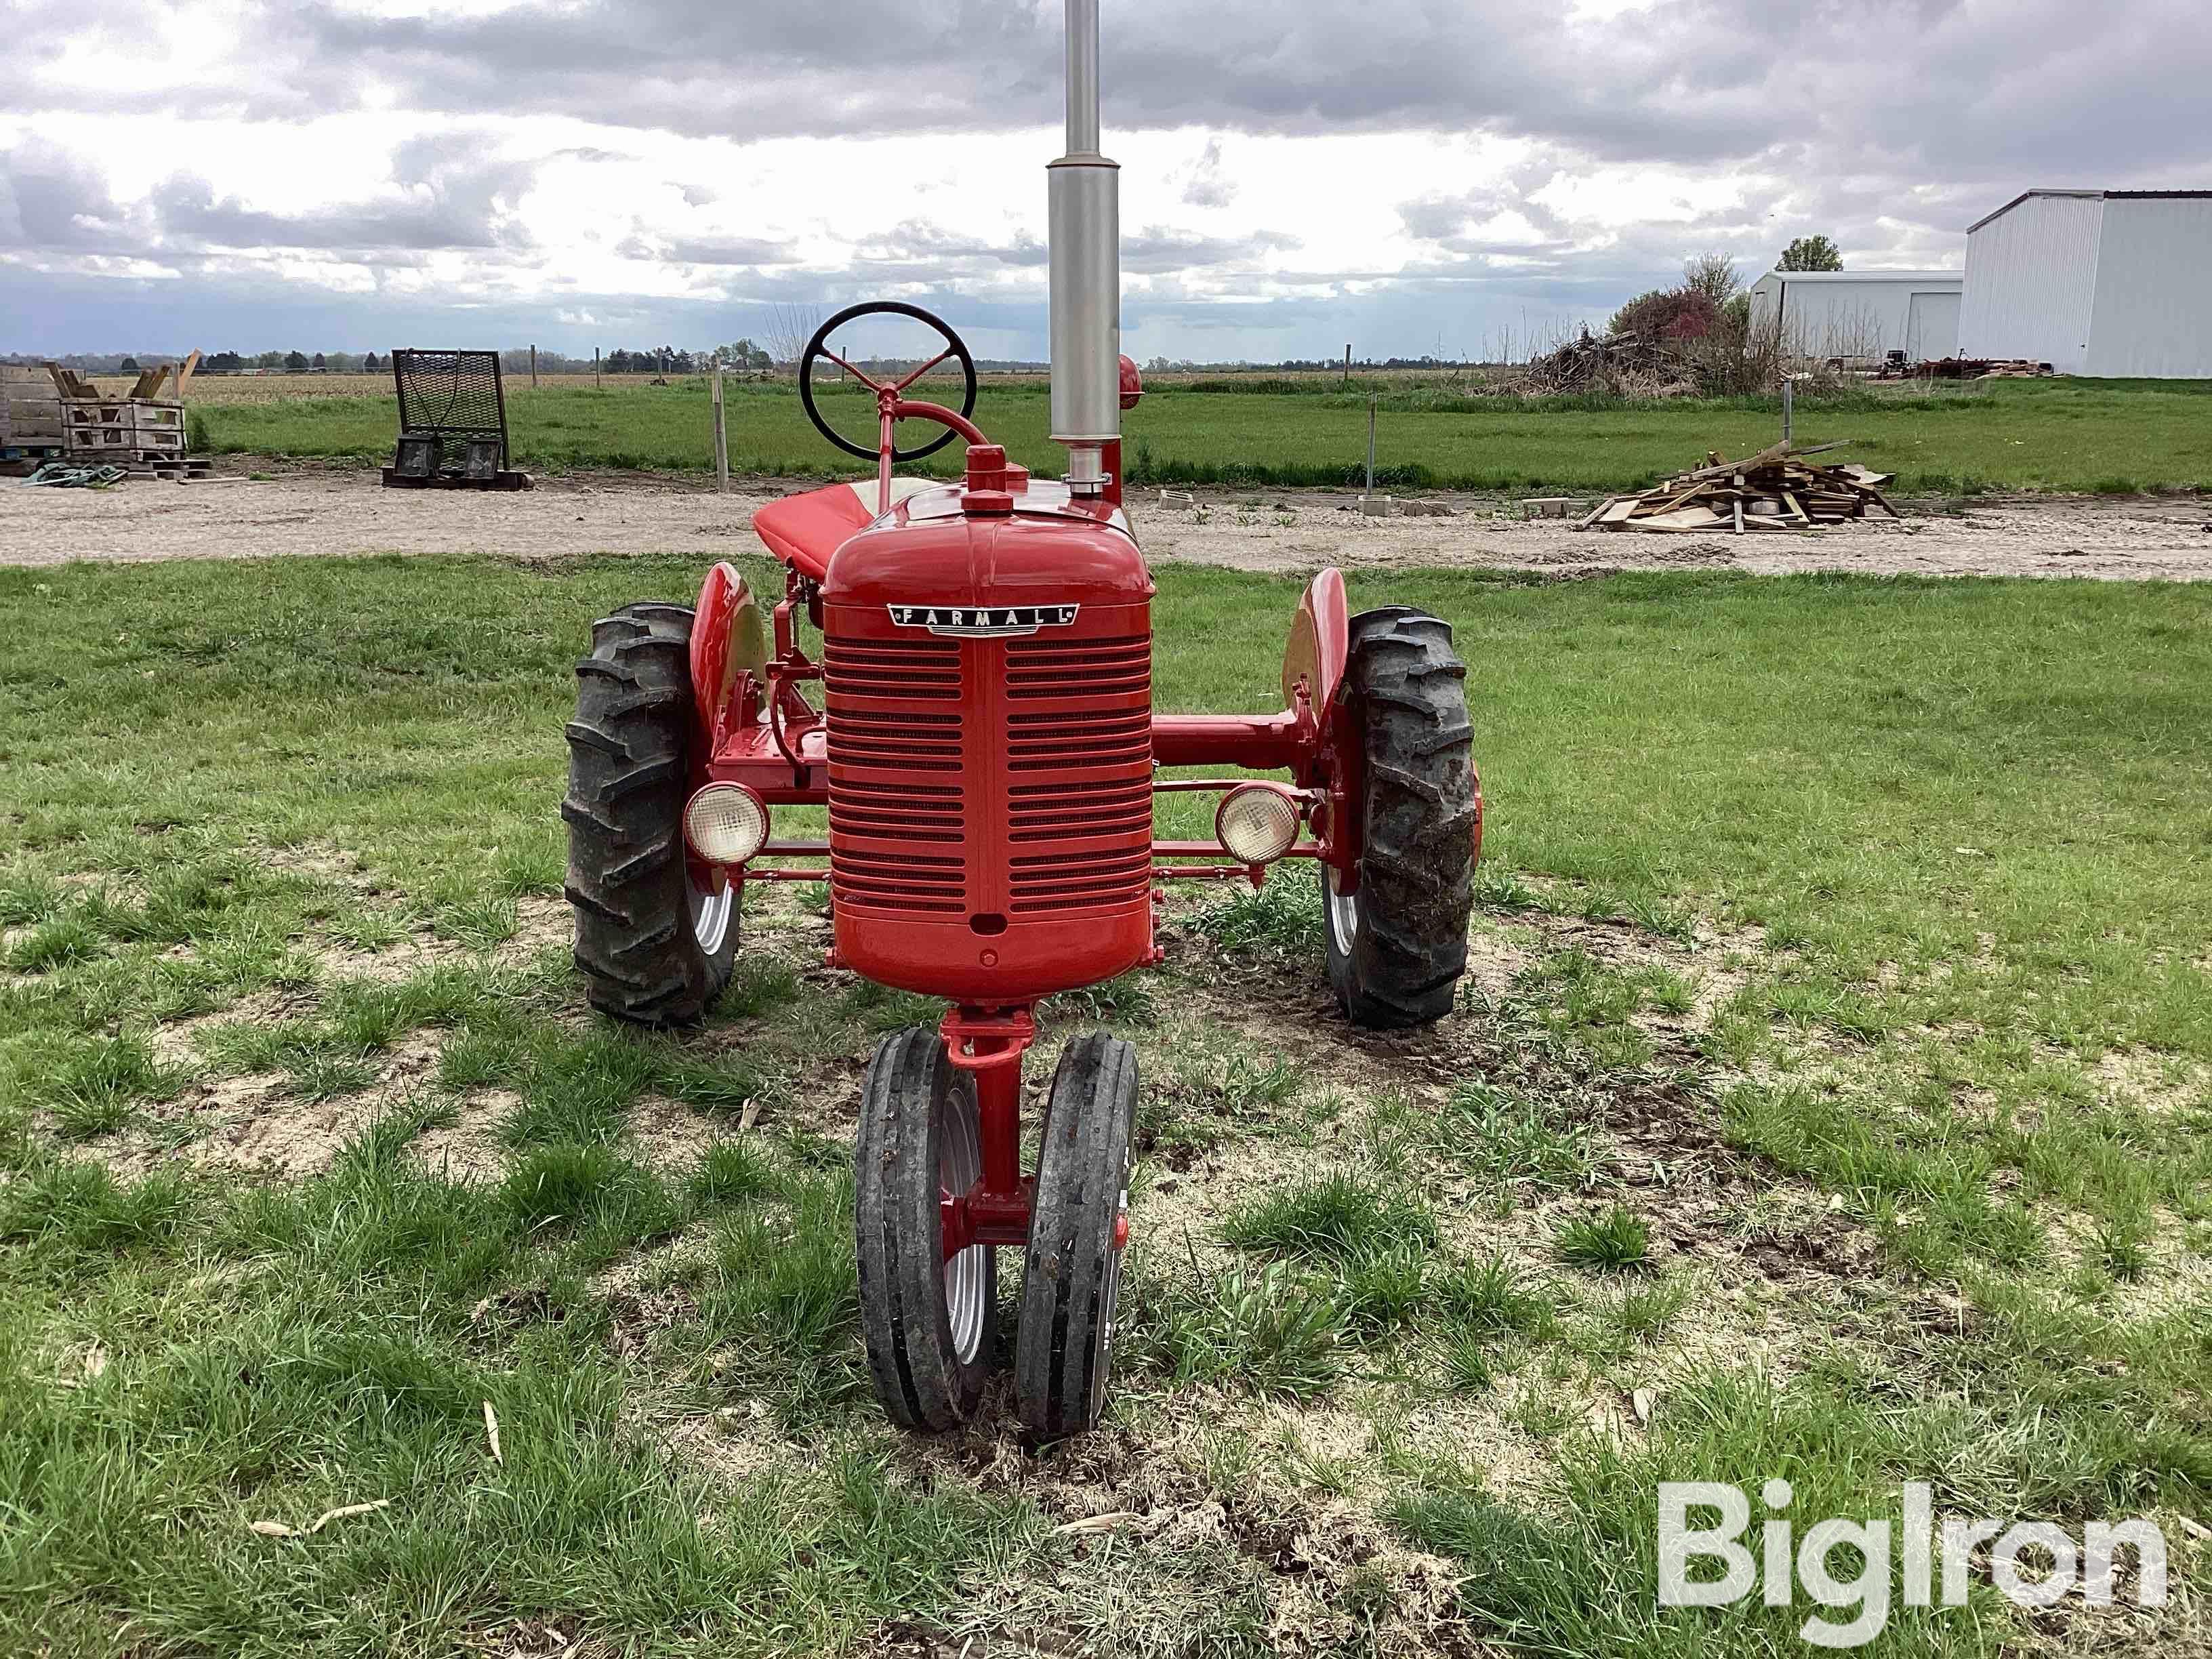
[
  {"x1": 1519, "y1": 329, "x2": 1695, "y2": 398},
  {"x1": 1574, "y1": 441, "x2": 1898, "y2": 533}
]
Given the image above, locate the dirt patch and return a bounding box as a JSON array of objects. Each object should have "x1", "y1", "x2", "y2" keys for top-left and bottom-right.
[
  {"x1": 2091, "y1": 1047, "x2": 2212, "y2": 1119},
  {"x1": 410, "y1": 1088, "x2": 518, "y2": 1183},
  {"x1": 98, "y1": 1029, "x2": 447, "y2": 1179},
  {"x1": 628, "y1": 1092, "x2": 726, "y2": 1174},
  {"x1": 7, "y1": 467, "x2": 2209, "y2": 582}
]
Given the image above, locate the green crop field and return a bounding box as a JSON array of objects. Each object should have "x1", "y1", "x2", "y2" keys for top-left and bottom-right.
[
  {"x1": 191, "y1": 374, "x2": 2212, "y2": 495},
  {"x1": 3, "y1": 550, "x2": 2208, "y2": 1655}
]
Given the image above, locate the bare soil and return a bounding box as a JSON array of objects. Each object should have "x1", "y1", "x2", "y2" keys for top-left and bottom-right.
[{"x1": 5, "y1": 464, "x2": 2211, "y2": 581}]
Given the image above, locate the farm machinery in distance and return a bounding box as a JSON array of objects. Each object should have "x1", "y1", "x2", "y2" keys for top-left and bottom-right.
[{"x1": 563, "y1": 0, "x2": 1481, "y2": 1437}]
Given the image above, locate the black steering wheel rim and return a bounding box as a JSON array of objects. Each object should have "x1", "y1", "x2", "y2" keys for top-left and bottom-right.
[{"x1": 798, "y1": 301, "x2": 979, "y2": 464}]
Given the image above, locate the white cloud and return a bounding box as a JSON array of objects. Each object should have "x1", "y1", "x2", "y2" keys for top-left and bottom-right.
[{"x1": 3, "y1": 0, "x2": 2205, "y2": 358}]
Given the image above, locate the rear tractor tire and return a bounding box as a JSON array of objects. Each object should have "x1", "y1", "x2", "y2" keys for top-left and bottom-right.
[
  {"x1": 857, "y1": 1029, "x2": 996, "y2": 1430},
  {"x1": 563, "y1": 601, "x2": 737, "y2": 1025},
  {"x1": 1015, "y1": 1033, "x2": 1139, "y2": 1439},
  {"x1": 1322, "y1": 607, "x2": 1478, "y2": 1029}
]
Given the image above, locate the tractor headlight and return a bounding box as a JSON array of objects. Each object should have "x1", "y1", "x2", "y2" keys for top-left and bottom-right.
[
  {"x1": 684, "y1": 784, "x2": 769, "y2": 865},
  {"x1": 1215, "y1": 784, "x2": 1302, "y2": 866}
]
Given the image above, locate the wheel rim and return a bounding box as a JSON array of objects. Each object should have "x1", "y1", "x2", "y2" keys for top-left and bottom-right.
[
  {"x1": 940, "y1": 1094, "x2": 987, "y2": 1365},
  {"x1": 688, "y1": 865, "x2": 733, "y2": 955},
  {"x1": 1324, "y1": 865, "x2": 1359, "y2": 956}
]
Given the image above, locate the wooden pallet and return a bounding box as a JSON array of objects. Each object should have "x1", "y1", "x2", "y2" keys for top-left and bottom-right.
[
  {"x1": 120, "y1": 457, "x2": 216, "y2": 480},
  {"x1": 66, "y1": 398, "x2": 184, "y2": 432},
  {"x1": 68, "y1": 426, "x2": 186, "y2": 456}
]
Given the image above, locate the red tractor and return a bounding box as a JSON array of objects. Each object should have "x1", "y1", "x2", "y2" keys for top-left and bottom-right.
[{"x1": 564, "y1": 0, "x2": 1479, "y2": 1437}]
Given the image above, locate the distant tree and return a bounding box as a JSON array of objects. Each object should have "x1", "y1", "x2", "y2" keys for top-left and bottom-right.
[
  {"x1": 1778, "y1": 235, "x2": 1843, "y2": 272},
  {"x1": 255, "y1": 350, "x2": 286, "y2": 369},
  {"x1": 205, "y1": 350, "x2": 245, "y2": 374},
  {"x1": 311, "y1": 352, "x2": 327, "y2": 369},
  {"x1": 1681, "y1": 251, "x2": 1742, "y2": 303},
  {"x1": 117, "y1": 355, "x2": 142, "y2": 374},
  {"x1": 283, "y1": 350, "x2": 308, "y2": 370},
  {"x1": 362, "y1": 351, "x2": 381, "y2": 371}
]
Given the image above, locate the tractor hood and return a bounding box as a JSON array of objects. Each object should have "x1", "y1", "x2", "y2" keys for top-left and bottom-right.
[{"x1": 823, "y1": 483, "x2": 1150, "y2": 614}]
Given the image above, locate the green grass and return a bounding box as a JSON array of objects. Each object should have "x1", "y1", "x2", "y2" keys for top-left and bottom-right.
[
  {"x1": 4, "y1": 550, "x2": 2211, "y2": 1653},
  {"x1": 1553, "y1": 1206, "x2": 1653, "y2": 1271},
  {"x1": 1221, "y1": 1172, "x2": 1439, "y2": 1263},
  {"x1": 196, "y1": 374, "x2": 2212, "y2": 493}
]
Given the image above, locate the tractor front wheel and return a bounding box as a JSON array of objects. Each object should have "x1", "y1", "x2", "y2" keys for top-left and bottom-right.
[
  {"x1": 1015, "y1": 1033, "x2": 1139, "y2": 1439},
  {"x1": 563, "y1": 601, "x2": 737, "y2": 1025},
  {"x1": 1322, "y1": 607, "x2": 1478, "y2": 1028},
  {"x1": 857, "y1": 1028, "x2": 996, "y2": 1430}
]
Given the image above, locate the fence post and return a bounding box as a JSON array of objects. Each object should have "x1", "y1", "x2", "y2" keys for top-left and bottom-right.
[
  {"x1": 712, "y1": 364, "x2": 729, "y2": 493},
  {"x1": 1366, "y1": 398, "x2": 1377, "y2": 496},
  {"x1": 529, "y1": 344, "x2": 537, "y2": 388},
  {"x1": 1343, "y1": 343, "x2": 1351, "y2": 387},
  {"x1": 593, "y1": 346, "x2": 600, "y2": 389},
  {"x1": 1781, "y1": 375, "x2": 1793, "y2": 446}
]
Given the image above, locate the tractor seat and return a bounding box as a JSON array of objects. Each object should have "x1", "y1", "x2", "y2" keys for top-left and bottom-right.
[{"x1": 752, "y1": 478, "x2": 941, "y2": 581}]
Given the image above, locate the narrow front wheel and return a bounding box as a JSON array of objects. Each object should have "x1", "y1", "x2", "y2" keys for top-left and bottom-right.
[
  {"x1": 856, "y1": 1028, "x2": 995, "y2": 1430},
  {"x1": 1015, "y1": 1033, "x2": 1139, "y2": 1439}
]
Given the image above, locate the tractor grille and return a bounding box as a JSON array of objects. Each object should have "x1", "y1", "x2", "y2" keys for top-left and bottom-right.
[
  {"x1": 1001, "y1": 634, "x2": 1153, "y2": 916},
  {"x1": 824, "y1": 636, "x2": 966, "y2": 916},
  {"x1": 823, "y1": 626, "x2": 1153, "y2": 922}
]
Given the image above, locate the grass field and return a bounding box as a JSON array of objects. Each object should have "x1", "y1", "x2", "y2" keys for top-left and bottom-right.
[
  {"x1": 2, "y1": 554, "x2": 2209, "y2": 1655},
  {"x1": 180, "y1": 373, "x2": 2212, "y2": 495}
]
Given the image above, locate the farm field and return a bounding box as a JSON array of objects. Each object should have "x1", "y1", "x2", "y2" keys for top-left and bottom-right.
[
  {"x1": 2, "y1": 550, "x2": 2208, "y2": 1656},
  {"x1": 167, "y1": 373, "x2": 2212, "y2": 496}
]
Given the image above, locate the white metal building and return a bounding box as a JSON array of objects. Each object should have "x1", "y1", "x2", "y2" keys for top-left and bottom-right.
[
  {"x1": 1958, "y1": 190, "x2": 2212, "y2": 376},
  {"x1": 1746, "y1": 270, "x2": 1963, "y2": 361}
]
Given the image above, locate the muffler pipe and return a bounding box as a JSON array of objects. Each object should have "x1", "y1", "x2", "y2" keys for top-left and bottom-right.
[{"x1": 1048, "y1": 0, "x2": 1120, "y2": 493}]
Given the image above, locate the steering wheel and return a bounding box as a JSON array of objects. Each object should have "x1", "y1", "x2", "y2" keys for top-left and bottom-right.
[{"x1": 798, "y1": 302, "x2": 980, "y2": 464}]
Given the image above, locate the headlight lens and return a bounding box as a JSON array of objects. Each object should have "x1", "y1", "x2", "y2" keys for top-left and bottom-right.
[
  {"x1": 1215, "y1": 784, "x2": 1302, "y2": 865},
  {"x1": 684, "y1": 784, "x2": 769, "y2": 865}
]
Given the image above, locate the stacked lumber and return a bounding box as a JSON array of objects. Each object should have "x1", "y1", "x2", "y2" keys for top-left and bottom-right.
[
  {"x1": 1, "y1": 364, "x2": 65, "y2": 451},
  {"x1": 1574, "y1": 442, "x2": 1898, "y2": 535}
]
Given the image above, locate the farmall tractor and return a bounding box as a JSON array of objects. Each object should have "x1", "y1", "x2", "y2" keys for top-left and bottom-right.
[{"x1": 564, "y1": 0, "x2": 1479, "y2": 1437}]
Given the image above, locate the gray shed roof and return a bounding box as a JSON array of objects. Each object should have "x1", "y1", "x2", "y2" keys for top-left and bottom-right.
[{"x1": 1968, "y1": 189, "x2": 2212, "y2": 234}]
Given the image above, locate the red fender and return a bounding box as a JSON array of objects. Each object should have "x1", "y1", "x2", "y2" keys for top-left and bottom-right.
[
  {"x1": 689, "y1": 562, "x2": 766, "y2": 758},
  {"x1": 1281, "y1": 567, "x2": 1349, "y2": 714}
]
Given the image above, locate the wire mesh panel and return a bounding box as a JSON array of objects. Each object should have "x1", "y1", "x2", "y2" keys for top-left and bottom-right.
[{"x1": 391, "y1": 350, "x2": 508, "y2": 464}]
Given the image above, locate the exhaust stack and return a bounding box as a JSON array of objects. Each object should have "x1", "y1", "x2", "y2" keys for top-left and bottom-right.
[{"x1": 1048, "y1": 0, "x2": 1120, "y2": 494}]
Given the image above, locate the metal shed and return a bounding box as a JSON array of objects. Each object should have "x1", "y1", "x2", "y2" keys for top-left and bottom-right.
[
  {"x1": 1746, "y1": 270, "x2": 1963, "y2": 362},
  {"x1": 1959, "y1": 190, "x2": 2212, "y2": 376}
]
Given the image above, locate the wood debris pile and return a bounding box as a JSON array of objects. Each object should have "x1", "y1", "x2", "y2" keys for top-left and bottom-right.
[
  {"x1": 1518, "y1": 329, "x2": 1694, "y2": 398},
  {"x1": 1574, "y1": 441, "x2": 1898, "y2": 534}
]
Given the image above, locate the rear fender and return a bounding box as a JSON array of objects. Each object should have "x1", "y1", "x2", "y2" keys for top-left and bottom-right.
[
  {"x1": 1282, "y1": 569, "x2": 1359, "y2": 880},
  {"x1": 1280, "y1": 567, "x2": 1349, "y2": 714},
  {"x1": 689, "y1": 562, "x2": 770, "y2": 757}
]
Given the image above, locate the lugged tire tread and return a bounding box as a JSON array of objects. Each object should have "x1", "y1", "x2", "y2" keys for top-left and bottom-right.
[
  {"x1": 564, "y1": 600, "x2": 737, "y2": 1025},
  {"x1": 1322, "y1": 608, "x2": 1479, "y2": 1029}
]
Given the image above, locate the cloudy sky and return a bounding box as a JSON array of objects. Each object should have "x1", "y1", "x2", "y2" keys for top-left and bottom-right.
[{"x1": 3, "y1": 0, "x2": 2206, "y2": 363}]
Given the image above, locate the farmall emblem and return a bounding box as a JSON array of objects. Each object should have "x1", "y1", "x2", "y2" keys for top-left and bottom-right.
[{"x1": 886, "y1": 603, "x2": 1080, "y2": 638}]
